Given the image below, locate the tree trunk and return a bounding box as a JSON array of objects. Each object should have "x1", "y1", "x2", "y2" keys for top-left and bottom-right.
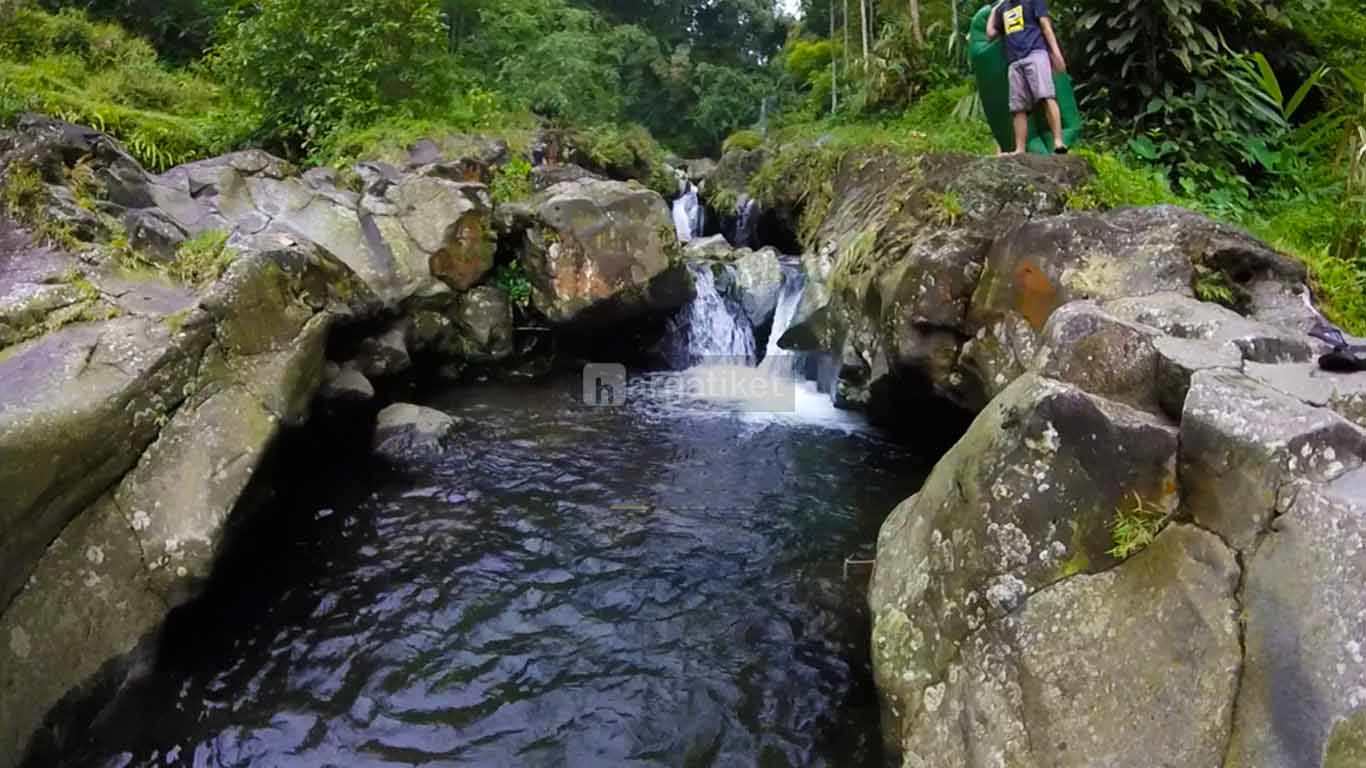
[
  {"x1": 844, "y1": 0, "x2": 851, "y2": 70},
  {"x1": 831, "y1": 1, "x2": 839, "y2": 113},
  {"x1": 908, "y1": 0, "x2": 924, "y2": 46},
  {"x1": 860, "y1": 0, "x2": 869, "y2": 61},
  {"x1": 951, "y1": 0, "x2": 960, "y2": 53}
]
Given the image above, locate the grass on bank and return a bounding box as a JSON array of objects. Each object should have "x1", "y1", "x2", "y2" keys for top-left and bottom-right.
[
  {"x1": 0, "y1": 6, "x2": 254, "y2": 170},
  {"x1": 749, "y1": 80, "x2": 1366, "y2": 335}
]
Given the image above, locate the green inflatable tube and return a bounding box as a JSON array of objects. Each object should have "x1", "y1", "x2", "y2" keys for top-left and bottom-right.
[{"x1": 969, "y1": 4, "x2": 1081, "y2": 154}]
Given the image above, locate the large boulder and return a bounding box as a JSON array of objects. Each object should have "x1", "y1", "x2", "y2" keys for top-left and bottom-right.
[
  {"x1": 898, "y1": 524, "x2": 1240, "y2": 768},
  {"x1": 523, "y1": 179, "x2": 691, "y2": 327},
  {"x1": 1177, "y1": 369, "x2": 1366, "y2": 767},
  {"x1": 781, "y1": 152, "x2": 1089, "y2": 412},
  {"x1": 869, "y1": 373, "x2": 1180, "y2": 754},
  {"x1": 0, "y1": 224, "x2": 367, "y2": 766},
  {"x1": 728, "y1": 247, "x2": 784, "y2": 328},
  {"x1": 1032, "y1": 300, "x2": 1247, "y2": 419},
  {"x1": 0, "y1": 317, "x2": 206, "y2": 614}
]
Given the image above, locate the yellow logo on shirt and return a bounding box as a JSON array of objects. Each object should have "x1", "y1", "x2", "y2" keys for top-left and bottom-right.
[{"x1": 1004, "y1": 6, "x2": 1025, "y2": 34}]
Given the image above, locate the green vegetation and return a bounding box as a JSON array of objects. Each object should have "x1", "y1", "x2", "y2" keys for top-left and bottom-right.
[
  {"x1": 1, "y1": 159, "x2": 81, "y2": 249},
  {"x1": 2, "y1": 0, "x2": 785, "y2": 174},
  {"x1": 1108, "y1": 493, "x2": 1170, "y2": 560},
  {"x1": 0, "y1": 0, "x2": 1361, "y2": 332},
  {"x1": 0, "y1": 5, "x2": 252, "y2": 169},
  {"x1": 168, "y1": 230, "x2": 235, "y2": 286},
  {"x1": 773, "y1": 0, "x2": 1366, "y2": 332},
  {"x1": 490, "y1": 156, "x2": 534, "y2": 204},
  {"x1": 722, "y1": 130, "x2": 764, "y2": 154},
  {"x1": 493, "y1": 261, "x2": 532, "y2": 310}
]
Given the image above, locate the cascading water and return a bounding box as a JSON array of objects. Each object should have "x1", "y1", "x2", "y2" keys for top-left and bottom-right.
[
  {"x1": 661, "y1": 262, "x2": 755, "y2": 368},
  {"x1": 731, "y1": 195, "x2": 760, "y2": 249},
  {"x1": 757, "y1": 262, "x2": 809, "y2": 380},
  {"x1": 658, "y1": 259, "x2": 856, "y2": 427},
  {"x1": 671, "y1": 174, "x2": 704, "y2": 242}
]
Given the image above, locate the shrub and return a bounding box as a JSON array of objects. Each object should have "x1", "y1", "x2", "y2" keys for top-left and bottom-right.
[
  {"x1": 1066, "y1": 149, "x2": 1182, "y2": 211},
  {"x1": 722, "y1": 129, "x2": 763, "y2": 154},
  {"x1": 211, "y1": 0, "x2": 446, "y2": 153},
  {"x1": 0, "y1": 6, "x2": 252, "y2": 168},
  {"x1": 490, "y1": 156, "x2": 533, "y2": 203},
  {"x1": 749, "y1": 141, "x2": 842, "y2": 247},
  {"x1": 568, "y1": 123, "x2": 675, "y2": 196},
  {"x1": 310, "y1": 91, "x2": 535, "y2": 168},
  {"x1": 493, "y1": 261, "x2": 532, "y2": 310}
]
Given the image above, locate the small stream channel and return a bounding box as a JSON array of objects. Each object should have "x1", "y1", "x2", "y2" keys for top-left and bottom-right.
[{"x1": 31, "y1": 263, "x2": 938, "y2": 768}]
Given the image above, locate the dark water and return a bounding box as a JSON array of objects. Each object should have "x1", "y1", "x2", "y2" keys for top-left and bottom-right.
[{"x1": 43, "y1": 374, "x2": 928, "y2": 768}]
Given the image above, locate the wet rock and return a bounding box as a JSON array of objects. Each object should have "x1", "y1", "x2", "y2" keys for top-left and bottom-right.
[
  {"x1": 778, "y1": 249, "x2": 836, "y2": 351},
  {"x1": 1180, "y1": 369, "x2": 1366, "y2": 551},
  {"x1": 898, "y1": 524, "x2": 1240, "y2": 768},
  {"x1": 702, "y1": 148, "x2": 765, "y2": 211},
  {"x1": 451, "y1": 285, "x2": 515, "y2": 362},
  {"x1": 0, "y1": 496, "x2": 164, "y2": 763},
  {"x1": 112, "y1": 384, "x2": 280, "y2": 605},
  {"x1": 319, "y1": 362, "x2": 375, "y2": 402},
  {"x1": 373, "y1": 403, "x2": 457, "y2": 461},
  {"x1": 524, "y1": 178, "x2": 690, "y2": 327},
  {"x1": 680, "y1": 157, "x2": 717, "y2": 184},
  {"x1": 869, "y1": 374, "x2": 1180, "y2": 752},
  {"x1": 730, "y1": 247, "x2": 783, "y2": 328},
  {"x1": 351, "y1": 326, "x2": 412, "y2": 380},
  {"x1": 684, "y1": 234, "x2": 734, "y2": 259}
]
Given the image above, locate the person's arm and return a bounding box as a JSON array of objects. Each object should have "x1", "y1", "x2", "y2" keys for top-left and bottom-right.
[
  {"x1": 986, "y1": 2, "x2": 1002, "y2": 39},
  {"x1": 1039, "y1": 13, "x2": 1066, "y2": 72}
]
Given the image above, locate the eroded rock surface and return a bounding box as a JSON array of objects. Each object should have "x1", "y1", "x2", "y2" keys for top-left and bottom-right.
[{"x1": 523, "y1": 178, "x2": 690, "y2": 326}]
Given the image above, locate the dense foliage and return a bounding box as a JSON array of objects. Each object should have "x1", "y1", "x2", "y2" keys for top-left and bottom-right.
[
  {"x1": 769, "y1": 0, "x2": 1366, "y2": 332},
  {"x1": 0, "y1": 0, "x2": 1362, "y2": 329}
]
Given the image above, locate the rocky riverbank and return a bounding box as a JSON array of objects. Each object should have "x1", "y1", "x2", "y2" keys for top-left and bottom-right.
[
  {"x1": 0, "y1": 115, "x2": 691, "y2": 764},
  {"x1": 737, "y1": 147, "x2": 1366, "y2": 766}
]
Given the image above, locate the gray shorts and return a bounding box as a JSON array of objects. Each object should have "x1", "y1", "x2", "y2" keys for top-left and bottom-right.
[{"x1": 1008, "y1": 49, "x2": 1056, "y2": 113}]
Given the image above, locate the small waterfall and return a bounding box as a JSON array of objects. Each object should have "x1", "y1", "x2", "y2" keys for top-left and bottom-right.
[
  {"x1": 672, "y1": 174, "x2": 704, "y2": 243},
  {"x1": 732, "y1": 195, "x2": 760, "y2": 249},
  {"x1": 662, "y1": 263, "x2": 756, "y2": 368},
  {"x1": 758, "y1": 263, "x2": 810, "y2": 380}
]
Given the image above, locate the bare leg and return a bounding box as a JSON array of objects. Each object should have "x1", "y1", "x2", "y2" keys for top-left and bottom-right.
[
  {"x1": 1010, "y1": 111, "x2": 1029, "y2": 155},
  {"x1": 1044, "y1": 98, "x2": 1065, "y2": 150}
]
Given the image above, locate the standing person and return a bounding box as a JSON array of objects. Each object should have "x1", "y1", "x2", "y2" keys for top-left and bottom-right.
[{"x1": 986, "y1": 0, "x2": 1069, "y2": 155}]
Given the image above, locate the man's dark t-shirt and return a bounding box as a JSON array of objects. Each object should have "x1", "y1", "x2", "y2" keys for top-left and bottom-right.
[{"x1": 993, "y1": 0, "x2": 1049, "y2": 63}]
